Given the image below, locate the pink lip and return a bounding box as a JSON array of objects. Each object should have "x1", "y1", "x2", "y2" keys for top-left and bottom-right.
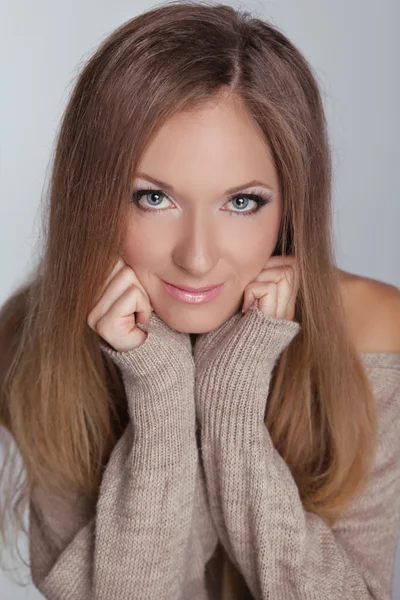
[
  {"x1": 162, "y1": 280, "x2": 225, "y2": 304},
  {"x1": 163, "y1": 281, "x2": 223, "y2": 292}
]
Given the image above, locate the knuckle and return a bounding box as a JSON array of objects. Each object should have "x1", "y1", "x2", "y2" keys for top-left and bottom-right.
[
  {"x1": 87, "y1": 312, "x2": 96, "y2": 330},
  {"x1": 283, "y1": 265, "x2": 294, "y2": 279},
  {"x1": 124, "y1": 266, "x2": 137, "y2": 281},
  {"x1": 95, "y1": 318, "x2": 108, "y2": 339},
  {"x1": 115, "y1": 265, "x2": 131, "y2": 285},
  {"x1": 127, "y1": 282, "x2": 141, "y2": 297}
]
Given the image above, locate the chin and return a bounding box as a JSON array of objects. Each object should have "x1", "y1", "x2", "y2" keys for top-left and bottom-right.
[
  {"x1": 156, "y1": 303, "x2": 241, "y2": 334},
  {"x1": 168, "y1": 316, "x2": 214, "y2": 335}
]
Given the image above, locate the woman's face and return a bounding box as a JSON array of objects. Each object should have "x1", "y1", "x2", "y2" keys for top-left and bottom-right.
[{"x1": 123, "y1": 93, "x2": 282, "y2": 334}]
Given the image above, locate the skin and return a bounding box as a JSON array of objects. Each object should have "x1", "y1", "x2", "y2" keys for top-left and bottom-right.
[{"x1": 122, "y1": 91, "x2": 283, "y2": 336}]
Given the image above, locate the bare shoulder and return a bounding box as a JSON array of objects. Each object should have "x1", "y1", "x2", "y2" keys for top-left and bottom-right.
[{"x1": 337, "y1": 268, "x2": 400, "y2": 354}]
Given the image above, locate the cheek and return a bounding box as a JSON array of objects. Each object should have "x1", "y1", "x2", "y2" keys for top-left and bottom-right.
[
  {"x1": 229, "y1": 220, "x2": 279, "y2": 276},
  {"x1": 122, "y1": 221, "x2": 166, "y2": 268}
]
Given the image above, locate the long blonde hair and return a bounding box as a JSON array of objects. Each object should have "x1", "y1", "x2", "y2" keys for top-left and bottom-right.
[{"x1": 0, "y1": 1, "x2": 376, "y2": 595}]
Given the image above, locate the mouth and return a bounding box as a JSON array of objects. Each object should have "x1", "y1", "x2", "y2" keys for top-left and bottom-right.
[
  {"x1": 161, "y1": 280, "x2": 225, "y2": 304},
  {"x1": 163, "y1": 281, "x2": 224, "y2": 292}
]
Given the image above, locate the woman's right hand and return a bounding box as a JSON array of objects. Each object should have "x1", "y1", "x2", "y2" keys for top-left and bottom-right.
[{"x1": 87, "y1": 258, "x2": 153, "y2": 352}]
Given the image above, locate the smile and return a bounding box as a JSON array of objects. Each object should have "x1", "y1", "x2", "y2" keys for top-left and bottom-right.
[{"x1": 161, "y1": 281, "x2": 225, "y2": 304}]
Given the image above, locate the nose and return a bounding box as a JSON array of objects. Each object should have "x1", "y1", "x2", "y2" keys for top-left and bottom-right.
[{"x1": 171, "y1": 211, "x2": 219, "y2": 277}]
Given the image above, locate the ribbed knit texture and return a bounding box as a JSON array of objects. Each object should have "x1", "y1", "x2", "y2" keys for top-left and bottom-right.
[
  {"x1": 29, "y1": 311, "x2": 218, "y2": 600},
  {"x1": 194, "y1": 305, "x2": 400, "y2": 600},
  {"x1": 28, "y1": 306, "x2": 400, "y2": 599}
]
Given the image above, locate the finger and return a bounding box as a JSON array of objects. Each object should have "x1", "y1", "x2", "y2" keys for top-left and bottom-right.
[
  {"x1": 95, "y1": 285, "x2": 149, "y2": 351},
  {"x1": 243, "y1": 281, "x2": 278, "y2": 315},
  {"x1": 263, "y1": 254, "x2": 296, "y2": 269},
  {"x1": 271, "y1": 266, "x2": 297, "y2": 319},
  {"x1": 274, "y1": 267, "x2": 299, "y2": 319},
  {"x1": 284, "y1": 287, "x2": 297, "y2": 320},
  {"x1": 94, "y1": 258, "x2": 126, "y2": 305},
  {"x1": 254, "y1": 265, "x2": 297, "y2": 287},
  {"x1": 258, "y1": 281, "x2": 278, "y2": 317},
  {"x1": 243, "y1": 265, "x2": 298, "y2": 317},
  {"x1": 123, "y1": 269, "x2": 154, "y2": 323},
  {"x1": 276, "y1": 281, "x2": 291, "y2": 320},
  {"x1": 88, "y1": 267, "x2": 152, "y2": 329}
]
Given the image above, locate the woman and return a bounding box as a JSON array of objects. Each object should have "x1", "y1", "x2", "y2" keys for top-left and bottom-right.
[{"x1": 0, "y1": 2, "x2": 399, "y2": 599}]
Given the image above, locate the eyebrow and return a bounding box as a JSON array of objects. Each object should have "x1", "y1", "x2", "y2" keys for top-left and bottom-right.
[{"x1": 135, "y1": 172, "x2": 274, "y2": 195}]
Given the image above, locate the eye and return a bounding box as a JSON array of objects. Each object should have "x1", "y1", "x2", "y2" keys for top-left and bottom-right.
[
  {"x1": 131, "y1": 188, "x2": 172, "y2": 211},
  {"x1": 131, "y1": 186, "x2": 272, "y2": 217},
  {"x1": 225, "y1": 193, "x2": 271, "y2": 217}
]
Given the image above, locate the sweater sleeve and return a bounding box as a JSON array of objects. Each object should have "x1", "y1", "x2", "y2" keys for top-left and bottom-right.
[
  {"x1": 29, "y1": 312, "x2": 217, "y2": 600},
  {"x1": 194, "y1": 306, "x2": 400, "y2": 600}
]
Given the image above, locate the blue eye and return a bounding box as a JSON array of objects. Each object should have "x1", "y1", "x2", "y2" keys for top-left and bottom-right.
[
  {"x1": 226, "y1": 193, "x2": 271, "y2": 217},
  {"x1": 131, "y1": 187, "x2": 271, "y2": 217},
  {"x1": 132, "y1": 189, "x2": 170, "y2": 210}
]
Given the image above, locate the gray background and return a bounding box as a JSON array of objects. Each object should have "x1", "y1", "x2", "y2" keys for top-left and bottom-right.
[{"x1": 0, "y1": 0, "x2": 399, "y2": 598}]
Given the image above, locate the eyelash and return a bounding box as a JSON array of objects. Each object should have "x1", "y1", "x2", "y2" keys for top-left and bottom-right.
[{"x1": 131, "y1": 186, "x2": 272, "y2": 217}]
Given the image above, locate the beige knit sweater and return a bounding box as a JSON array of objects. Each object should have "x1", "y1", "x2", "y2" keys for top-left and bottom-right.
[{"x1": 28, "y1": 306, "x2": 400, "y2": 599}]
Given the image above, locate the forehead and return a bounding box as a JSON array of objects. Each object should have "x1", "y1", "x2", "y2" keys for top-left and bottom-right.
[{"x1": 136, "y1": 95, "x2": 279, "y2": 194}]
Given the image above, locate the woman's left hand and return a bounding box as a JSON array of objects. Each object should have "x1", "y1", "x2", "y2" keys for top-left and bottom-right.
[
  {"x1": 241, "y1": 254, "x2": 300, "y2": 321},
  {"x1": 193, "y1": 255, "x2": 301, "y2": 373}
]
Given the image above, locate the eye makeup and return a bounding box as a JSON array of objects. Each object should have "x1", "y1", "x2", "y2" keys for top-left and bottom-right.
[{"x1": 131, "y1": 185, "x2": 272, "y2": 218}]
